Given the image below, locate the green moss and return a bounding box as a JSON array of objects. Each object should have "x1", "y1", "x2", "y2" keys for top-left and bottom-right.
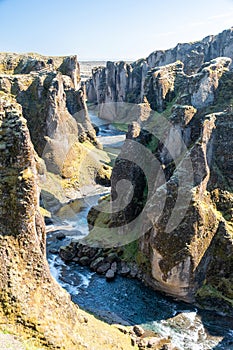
[
  {"x1": 113, "y1": 123, "x2": 128, "y2": 133},
  {"x1": 196, "y1": 283, "x2": 233, "y2": 307},
  {"x1": 121, "y1": 240, "x2": 139, "y2": 262},
  {"x1": 210, "y1": 162, "x2": 232, "y2": 192},
  {"x1": 121, "y1": 240, "x2": 150, "y2": 272},
  {"x1": 204, "y1": 70, "x2": 233, "y2": 114},
  {"x1": 39, "y1": 206, "x2": 51, "y2": 218},
  {"x1": 147, "y1": 134, "x2": 159, "y2": 153}
]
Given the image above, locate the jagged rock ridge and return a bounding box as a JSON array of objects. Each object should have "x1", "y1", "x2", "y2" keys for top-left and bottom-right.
[{"x1": 86, "y1": 27, "x2": 233, "y2": 106}]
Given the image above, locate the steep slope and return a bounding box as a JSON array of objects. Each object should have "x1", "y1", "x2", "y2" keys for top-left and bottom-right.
[
  {"x1": 0, "y1": 96, "x2": 135, "y2": 349},
  {"x1": 0, "y1": 53, "x2": 111, "y2": 205},
  {"x1": 84, "y1": 29, "x2": 233, "y2": 314}
]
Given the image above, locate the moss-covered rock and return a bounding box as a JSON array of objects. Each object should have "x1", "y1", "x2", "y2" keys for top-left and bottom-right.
[
  {"x1": 0, "y1": 99, "x2": 136, "y2": 350},
  {"x1": 0, "y1": 53, "x2": 111, "y2": 208},
  {"x1": 86, "y1": 67, "x2": 233, "y2": 314}
]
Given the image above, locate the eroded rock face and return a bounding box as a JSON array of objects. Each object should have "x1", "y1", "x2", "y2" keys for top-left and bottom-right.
[
  {"x1": 144, "y1": 57, "x2": 231, "y2": 113},
  {"x1": 147, "y1": 27, "x2": 233, "y2": 74},
  {"x1": 86, "y1": 27, "x2": 233, "y2": 108},
  {"x1": 89, "y1": 46, "x2": 233, "y2": 312},
  {"x1": 0, "y1": 53, "x2": 110, "y2": 202},
  {"x1": 143, "y1": 114, "x2": 219, "y2": 301},
  {"x1": 112, "y1": 111, "x2": 232, "y2": 311},
  {"x1": 144, "y1": 61, "x2": 185, "y2": 112},
  {"x1": 0, "y1": 98, "x2": 134, "y2": 350},
  {"x1": 0, "y1": 54, "x2": 97, "y2": 157},
  {"x1": 108, "y1": 108, "x2": 233, "y2": 312},
  {"x1": 0, "y1": 52, "x2": 80, "y2": 87},
  {"x1": 0, "y1": 99, "x2": 78, "y2": 347}
]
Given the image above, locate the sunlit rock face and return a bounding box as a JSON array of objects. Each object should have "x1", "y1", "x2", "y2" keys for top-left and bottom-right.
[
  {"x1": 85, "y1": 28, "x2": 233, "y2": 313},
  {"x1": 0, "y1": 71, "x2": 134, "y2": 350},
  {"x1": 0, "y1": 99, "x2": 82, "y2": 348},
  {"x1": 86, "y1": 27, "x2": 233, "y2": 107},
  {"x1": 0, "y1": 53, "x2": 97, "y2": 156},
  {"x1": 0, "y1": 53, "x2": 111, "y2": 202}
]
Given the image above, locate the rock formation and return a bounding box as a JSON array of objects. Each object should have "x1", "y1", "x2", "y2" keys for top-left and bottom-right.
[
  {"x1": 0, "y1": 94, "x2": 134, "y2": 349},
  {"x1": 86, "y1": 27, "x2": 233, "y2": 106},
  {"x1": 84, "y1": 28, "x2": 233, "y2": 315},
  {"x1": 0, "y1": 53, "x2": 111, "y2": 206}
]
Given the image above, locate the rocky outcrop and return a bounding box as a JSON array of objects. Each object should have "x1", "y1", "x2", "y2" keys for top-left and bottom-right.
[
  {"x1": 0, "y1": 53, "x2": 111, "y2": 204},
  {"x1": 0, "y1": 52, "x2": 80, "y2": 86},
  {"x1": 84, "y1": 37, "x2": 233, "y2": 313},
  {"x1": 0, "y1": 53, "x2": 97, "y2": 154},
  {"x1": 0, "y1": 98, "x2": 135, "y2": 349},
  {"x1": 147, "y1": 27, "x2": 233, "y2": 74},
  {"x1": 59, "y1": 241, "x2": 144, "y2": 281},
  {"x1": 86, "y1": 27, "x2": 233, "y2": 107},
  {"x1": 107, "y1": 110, "x2": 233, "y2": 312},
  {"x1": 144, "y1": 57, "x2": 231, "y2": 113}
]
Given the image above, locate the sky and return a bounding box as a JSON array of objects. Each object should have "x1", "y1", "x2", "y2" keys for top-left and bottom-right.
[{"x1": 0, "y1": 0, "x2": 233, "y2": 61}]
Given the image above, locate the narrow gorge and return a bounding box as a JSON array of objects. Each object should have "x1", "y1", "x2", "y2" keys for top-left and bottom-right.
[
  {"x1": 0, "y1": 27, "x2": 232, "y2": 350},
  {"x1": 84, "y1": 27, "x2": 233, "y2": 314}
]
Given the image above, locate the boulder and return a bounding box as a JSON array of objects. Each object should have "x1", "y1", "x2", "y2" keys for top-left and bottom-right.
[
  {"x1": 56, "y1": 232, "x2": 66, "y2": 240},
  {"x1": 129, "y1": 263, "x2": 139, "y2": 278},
  {"x1": 133, "y1": 325, "x2": 144, "y2": 337},
  {"x1": 106, "y1": 253, "x2": 119, "y2": 264},
  {"x1": 119, "y1": 263, "x2": 131, "y2": 277},
  {"x1": 111, "y1": 261, "x2": 118, "y2": 273},
  {"x1": 96, "y1": 262, "x2": 111, "y2": 274},
  {"x1": 79, "y1": 256, "x2": 91, "y2": 266},
  {"x1": 90, "y1": 257, "x2": 105, "y2": 271},
  {"x1": 59, "y1": 245, "x2": 76, "y2": 261},
  {"x1": 105, "y1": 269, "x2": 115, "y2": 281}
]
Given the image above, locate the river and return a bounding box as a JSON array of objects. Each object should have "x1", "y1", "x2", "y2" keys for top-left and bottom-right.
[{"x1": 46, "y1": 111, "x2": 233, "y2": 350}]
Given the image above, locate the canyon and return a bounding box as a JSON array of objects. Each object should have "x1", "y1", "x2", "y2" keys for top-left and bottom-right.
[
  {"x1": 84, "y1": 27, "x2": 233, "y2": 314},
  {"x1": 0, "y1": 26, "x2": 232, "y2": 349}
]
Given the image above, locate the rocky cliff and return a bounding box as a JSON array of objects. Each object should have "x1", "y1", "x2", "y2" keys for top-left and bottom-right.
[
  {"x1": 86, "y1": 27, "x2": 233, "y2": 106},
  {"x1": 0, "y1": 53, "x2": 111, "y2": 206},
  {"x1": 84, "y1": 29, "x2": 233, "y2": 314},
  {"x1": 0, "y1": 91, "x2": 135, "y2": 349}
]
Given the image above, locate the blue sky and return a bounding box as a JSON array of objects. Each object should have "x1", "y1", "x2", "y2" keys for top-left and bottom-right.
[{"x1": 0, "y1": 0, "x2": 233, "y2": 61}]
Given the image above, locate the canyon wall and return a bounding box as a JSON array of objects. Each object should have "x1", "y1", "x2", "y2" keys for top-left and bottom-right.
[
  {"x1": 0, "y1": 57, "x2": 134, "y2": 349},
  {"x1": 0, "y1": 53, "x2": 111, "y2": 205},
  {"x1": 86, "y1": 27, "x2": 233, "y2": 106},
  {"x1": 85, "y1": 29, "x2": 233, "y2": 314}
]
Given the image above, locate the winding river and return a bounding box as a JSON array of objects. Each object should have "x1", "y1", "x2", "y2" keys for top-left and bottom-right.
[{"x1": 46, "y1": 111, "x2": 233, "y2": 350}]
